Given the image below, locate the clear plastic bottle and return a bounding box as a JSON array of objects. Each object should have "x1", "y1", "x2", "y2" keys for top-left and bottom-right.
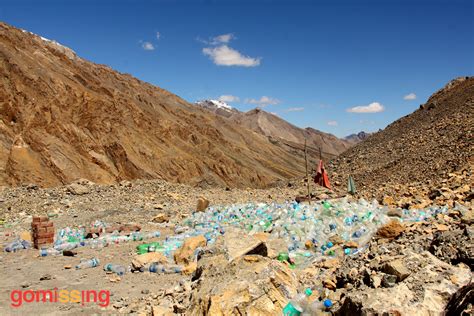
[
  {"x1": 76, "y1": 258, "x2": 100, "y2": 269},
  {"x1": 54, "y1": 241, "x2": 84, "y2": 251},
  {"x1": 103, "y1": 263, "x2": 127, "y2": 276},
  {"x1": 39, "y1": 248, "x2": 61, "y2": 256},
  {"x1": 148, "y1": 263, "x2": 183, "y2": 274}
]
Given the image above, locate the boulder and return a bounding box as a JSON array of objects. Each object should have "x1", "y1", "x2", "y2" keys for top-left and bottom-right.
[
  {"x1": 174, "y1": 235, "x2": 207, "y2": 265},
  {"x1": 67, "y1": 183, "x2": 90, "y2": 195}
]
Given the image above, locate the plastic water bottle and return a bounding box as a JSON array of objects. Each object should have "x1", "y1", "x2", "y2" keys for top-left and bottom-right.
[
  {"x1": 283, "y1": 288, "x2": 313, "y2": 315},
  {"x1": 103, "y1": 263, "x2": 126, "y2": 276},
  {"x1": 76, "y1": 258, "x2": 100, "y2": 269},
  {"x1": 148, "y1": 263, "x2": 183, "y2": 274},
  {"x1": 39, "y1": 248, "x2": 61, "y2": 256}
]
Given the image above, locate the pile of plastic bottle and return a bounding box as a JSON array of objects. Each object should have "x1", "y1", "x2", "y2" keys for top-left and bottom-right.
[{"x1": 159, "y1": 197, "x2": 450, "y2": 267}]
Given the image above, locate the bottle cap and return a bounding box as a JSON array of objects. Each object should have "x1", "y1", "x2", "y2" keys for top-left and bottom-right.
[
  {"x1": 323, "y1": 299, "x2": 333, "y2": 308},
  {"x1": 305, "y1": 288, "x2": 313, "y2": 296}
]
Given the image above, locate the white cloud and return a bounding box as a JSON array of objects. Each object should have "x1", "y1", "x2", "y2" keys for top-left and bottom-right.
[
  {"x1": 156, "y1": 32, "x2": 161, "y2": 40},
  {"x1": 213, "y1": 33, "x2": 234, "y2": 44},
  {"x1": 142, "y1": 42, "x2": 155, "y2": 51},
  {"x1": 245, "y1": 96, "x2": 280, "y2": 107},
  {"x1": 218, "y1": 95, "x2": 240, "y2": 103},
  {"x1": 203, "y1": 45, "x2": 261, "y2": 67},
  {"x1": 327, "y1": 120, "x2": 338, "y2": 126},
  {"x1": 347, "y1": 102, "x2": 385, "y2": 113},
  {"x1": 403, "y1": 93, "x2": 416, "y2": 100},
  {"x1": 198, "y1": 33, "x2": 235, "y2": 45},
  {"x1": 284, "y1": 107, "x2": 304, "y2": 112}
]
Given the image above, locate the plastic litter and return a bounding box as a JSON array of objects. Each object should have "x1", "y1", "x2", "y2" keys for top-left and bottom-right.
[
  {"x1": 4, "y1": 239, "x2": 31, "y2": 252},
  {"x1": 148, "y1": 263, "x2": 183, "y2": 274},
  {"x1": 103, "y1": 263, "x2": 127, "y2": 276},
  {"x1": 39, "y1": 248, "x2": 61, "y2": 256},
  {"x1": 76, "y1": 257, "x2": 100, "y2": 269}
]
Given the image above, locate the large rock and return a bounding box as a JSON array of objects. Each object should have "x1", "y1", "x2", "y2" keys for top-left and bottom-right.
[
  {"x1": 174, "y1": 235, "x2": 207, "y2": 265},
  {"x1": 336, "y1": 251, "x2": 472, "y2": 315},
  {"x1": 196, "y1": 197, "x2": 210, "y2": 212},
  {"x1": 376, "y1": 220, "x2": 404, "y2": 239},
  {"x1": 382, "y1": 259, "x2": 411, "y2": 282},
  {"x1": 224, "y1": 228, "x2": 267, "y2": 262},
  {"x1": 67, "y1": 183, "x2": 90, "y2": 195},
  {"x1": 190, "y1": 253, "x2": 298, "y2": 315}
]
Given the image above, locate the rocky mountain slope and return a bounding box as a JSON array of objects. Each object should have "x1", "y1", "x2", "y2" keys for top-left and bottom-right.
[
  {"x1": 0, "y1": 22, "x2": 325, "y2": 188},
  {"x1": 196, "y1": 101, "x2": 353, "y2": 160},
  {"x1": 330, "y1": 77, "x2": 474, "y2": 205}
]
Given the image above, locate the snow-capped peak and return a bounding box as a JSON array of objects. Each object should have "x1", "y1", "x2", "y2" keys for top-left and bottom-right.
[{"x1": 196, "y1": 99, "x2": 233, "y2": 111}]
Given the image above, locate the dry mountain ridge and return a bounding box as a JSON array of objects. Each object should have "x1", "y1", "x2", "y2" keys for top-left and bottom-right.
[{"x1": 0, "y1": 22, "x2": 326, "y2": 188}]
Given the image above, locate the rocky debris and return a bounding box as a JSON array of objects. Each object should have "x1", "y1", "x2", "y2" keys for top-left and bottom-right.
[
  {"x1": 189, "y1": 252, "x2": 297, "y2": 315},
  {"x1": 224, "y1": 228, "x2": 267, "y2": 262},
  {"x1": 430, "y1": 227, "x2": 474, "y2": 269},
  {"x1": 376, "y1": 220, "x2": 405, "y2": 239},
  {"x1": 336, "y1": 252, "x2": 472, "y2": 315},
  {"x1": 174, "y1": 235, "x2": 206, "y2": 265},
  {"x1": 196, "y1": 197, "x2": 210, "y2": 212}
]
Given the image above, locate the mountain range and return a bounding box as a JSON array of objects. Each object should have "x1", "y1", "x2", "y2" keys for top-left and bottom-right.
[{"x1": 0, "y1": 22, "x2": 356, "y2": 188}]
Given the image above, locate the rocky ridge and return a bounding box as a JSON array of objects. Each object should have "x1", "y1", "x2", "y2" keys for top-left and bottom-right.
[{"x1": 329, "y1": 77, "x2": 474, "y2": 208}]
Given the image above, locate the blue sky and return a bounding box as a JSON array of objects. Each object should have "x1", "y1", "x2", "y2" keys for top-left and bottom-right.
[{"x1": 1, "y1": 0, "x2": 473, "y2": 137}]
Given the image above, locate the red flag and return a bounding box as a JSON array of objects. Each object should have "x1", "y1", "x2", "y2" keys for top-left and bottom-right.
[{"x1": 314, "y1": 160, "x2": 331, "y2": 189}]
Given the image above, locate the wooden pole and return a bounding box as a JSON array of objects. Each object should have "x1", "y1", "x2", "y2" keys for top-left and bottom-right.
[{"x1": 304, "y1": 138, "x2": 311, "y2": 204}]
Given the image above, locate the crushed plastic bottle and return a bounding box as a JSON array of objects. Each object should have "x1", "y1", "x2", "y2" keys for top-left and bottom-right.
[
  {"x1": 4, "y1": 239, "x2": 31, "y2": 252},
  {"x1": 76, "y1": 258, "x2": 100, "y2": 269},
  {"x1": 103, "y1": 263, "x2": 127, "y2": 276}
]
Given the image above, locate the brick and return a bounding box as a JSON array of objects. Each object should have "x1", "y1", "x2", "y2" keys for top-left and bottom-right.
[
  {"x1": 36, "y1": 232, "x2": 54, "y2": 238},
  {"x1": 32, "y1": 216, "x2": 49, "y2": 223},
  {"x1": 46, "y1": 226, "x2": 55, "y2": 233}
]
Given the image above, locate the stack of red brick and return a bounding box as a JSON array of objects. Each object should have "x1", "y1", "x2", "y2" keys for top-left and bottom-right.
[{"x1": 31, "y1": 216, "x2": 55, "y2": 249}]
